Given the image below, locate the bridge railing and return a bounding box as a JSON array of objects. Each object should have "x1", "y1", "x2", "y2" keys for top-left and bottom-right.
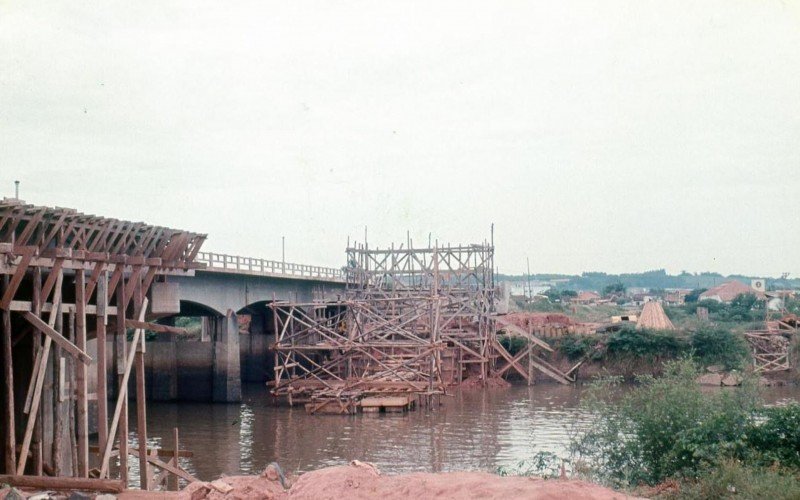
[{"x1": 195, "y1": 252, "x2": 344, "y2": 281}]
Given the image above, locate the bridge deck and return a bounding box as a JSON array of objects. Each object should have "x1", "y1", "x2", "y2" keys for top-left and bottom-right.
[{"x1": 195, "y1": 252, "x2": 345, "y2": 283}]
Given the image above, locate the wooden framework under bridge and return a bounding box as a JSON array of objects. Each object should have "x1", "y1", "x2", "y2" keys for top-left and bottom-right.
[
  {"x1": 346, "y1": 242, "x2": 497, "y2": 381},
  {"x1": 270, "y1": 296, "x2": 448, "y2": 413},
  {"x1": 0, "y1": 198, "x2": 204, "y2": 491}
]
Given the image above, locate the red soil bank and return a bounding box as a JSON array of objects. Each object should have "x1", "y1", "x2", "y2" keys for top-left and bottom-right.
[{"x1": 175, "y1": 461, "x2": 643, "y2": 500}]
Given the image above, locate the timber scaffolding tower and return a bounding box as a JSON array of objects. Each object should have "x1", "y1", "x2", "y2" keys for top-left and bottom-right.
[
  {"x1": 0, "y1": 198, "x2": 204, "y2": 492},
  {"x1": 270, "y1": 237, "x2": 574, "y2": 415}
]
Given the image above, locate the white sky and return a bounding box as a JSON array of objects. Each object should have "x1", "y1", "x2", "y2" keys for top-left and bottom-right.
[{"x1": 1, "y1": 0, "x2": 799, "y2": 277}]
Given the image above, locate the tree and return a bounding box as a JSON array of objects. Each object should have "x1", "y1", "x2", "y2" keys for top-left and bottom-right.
[
  {"x1": 684, "y1": 288, "x2": 707, "y2": 303},
  {"x1": 603, "y1": 282, "x2": 626, "y2": 296}
]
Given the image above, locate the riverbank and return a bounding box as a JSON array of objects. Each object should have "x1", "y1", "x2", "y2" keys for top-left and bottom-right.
[{"x1": 116, "y1": 461, "x2": 643, "y2": 500}]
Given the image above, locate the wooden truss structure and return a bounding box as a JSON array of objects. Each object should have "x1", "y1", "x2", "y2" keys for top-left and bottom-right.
[
  {"x1": 0, "y1": 199, "x2": 203, "y2": 490},
  {"x1": 271, "y1": 239, "x2": 573, "y2": 414},
  {"x1": 745, "y1": 314, "x2": 798, "y2": 373}
]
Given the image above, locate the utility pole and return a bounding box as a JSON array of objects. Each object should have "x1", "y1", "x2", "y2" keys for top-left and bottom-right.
[
  {"x1": 14, "y1": 180, "x2": 19, "y2": 199},
  {"x1": 281, "y1": 236, "x2": 285, "y2": 273},
  {"x1": 527, "y1": 257, "x2": 532, "y2": 300}
]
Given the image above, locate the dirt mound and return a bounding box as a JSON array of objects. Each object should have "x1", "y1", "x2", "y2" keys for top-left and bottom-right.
[
  {"x1": 177, "y1": 462, "x2": 642, "y2": 500},
  {"x1": 502, "y1": 312, "x2": 574, "y2": 330}
]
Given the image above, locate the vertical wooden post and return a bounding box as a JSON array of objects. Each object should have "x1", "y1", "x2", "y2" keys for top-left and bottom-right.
[
  {"x1": 134, "y1": 277, "x2": 148, "y2": 490},
  {"x1": 96, "y1": 270, "x2": 108, "y2": 457},
  {"x1": 52, "y1": 304, "x2": 63, "y2": 476},
  {"x1": 116, "y1": 275, "x2": 128, "y2": 485},
  {"x1": 168, "y1": 428, "x2": 179, "y2": 491},
  {"x1": 75, "y1": 270, "x2": 89, "y2": 477},
  {"x1": 31, "y1": 267, "x2": 42, "y2": 475},
  {"x1": 17, "y1": 271, "x2": 62, "y2": 475},
  {"x1": 2, "y1": 275, "x2": 16, "y2": 474}
]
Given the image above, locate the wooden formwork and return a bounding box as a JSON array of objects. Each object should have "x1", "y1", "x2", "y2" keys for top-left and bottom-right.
[
  {"x1": 0, "y1": 199, "x2": 203, "y2": 491},
  {"x1": 271, "y1": 238, "x2": 574, "y2": 413},
  {"x1": 271, "y1": 241, "x2": 497, "y2": 412}
]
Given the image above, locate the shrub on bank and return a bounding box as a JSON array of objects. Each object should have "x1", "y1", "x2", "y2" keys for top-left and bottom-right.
[
  {"x1": 604, "y1": 327, "x2": 688, "y2": 362},
  {"x1": 689, "y1": 327, "x2": 749, "y2": 370},
  {"x1": 572, "y1": 358, "x2": 760, "y2": 486},
  {"x1": 664, "y1": 460, "x2": 800, "y2": 500},
  {"x1": 573, "y1": 358, "x2": 800, "y2": 490}
]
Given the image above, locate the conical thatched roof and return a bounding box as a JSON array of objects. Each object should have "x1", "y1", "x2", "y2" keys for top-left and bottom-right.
[{"x1": 637, "y1": 301, "x2": 675, "y2": 330}]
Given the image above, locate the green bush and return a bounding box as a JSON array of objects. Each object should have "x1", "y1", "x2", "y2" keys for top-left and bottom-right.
[
  {"x1": 690, "y1": 327, "x2": 749, "y2": 370},
  {"x1": 666, "y1": 460, "x2": 800, "y2": 500},
  {"x1": 572, "y1": 358, "x2": 760, "y2": 486},
  {"x1": 605, "y1": 327, "x2": 688, "y2": 361},
  {"x1": 746, "y1": 404, "x2": 800, "y2": 468}
]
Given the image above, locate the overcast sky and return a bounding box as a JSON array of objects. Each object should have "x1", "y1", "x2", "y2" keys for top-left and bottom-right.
[{"x1": 2, "y1": 1, "x2": 798, "y2": 277}]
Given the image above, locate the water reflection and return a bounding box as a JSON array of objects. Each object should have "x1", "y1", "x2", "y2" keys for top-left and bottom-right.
[{"x1": 134, "y1": 383, "x2": 800, "y2": 481}]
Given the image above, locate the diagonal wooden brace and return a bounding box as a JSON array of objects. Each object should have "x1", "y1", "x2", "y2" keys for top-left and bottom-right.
[{"x1": 23, "y1": 312, "x2": 92, "y2": 365}]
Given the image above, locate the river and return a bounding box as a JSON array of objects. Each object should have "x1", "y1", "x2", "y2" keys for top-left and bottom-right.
[{"x1": 129, "y1": 383, "x2": 800, "y2": 482}]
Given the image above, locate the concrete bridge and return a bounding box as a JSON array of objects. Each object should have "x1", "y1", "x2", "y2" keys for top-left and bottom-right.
[{"x1": 141, "y1": 252, "x2": 346, "y2": 404}]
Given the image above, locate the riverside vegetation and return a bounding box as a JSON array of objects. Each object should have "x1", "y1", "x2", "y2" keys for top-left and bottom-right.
[
  {"x1": 497, "y1": 292, "x2": 800, "y2": 498},
  {"x1": 498, "y1": 359, "x2": 800, "y2": 499}
]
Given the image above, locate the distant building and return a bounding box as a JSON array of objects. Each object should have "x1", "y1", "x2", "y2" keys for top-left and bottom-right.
[
  {"x1": 572, "y1": 291, "x2": 601, "y2": 305},
  {"x1": 699, "y1": 280, "x2": 766, "y2": 303},
  {"x1": 664, "y1": 289, "x2": 692, "y2": 306}
]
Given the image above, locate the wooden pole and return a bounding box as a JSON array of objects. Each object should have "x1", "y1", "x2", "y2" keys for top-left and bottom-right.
[
  {"x1": 31, "y1": 267, "x2": 42, "y2": 475},
  {"x1": 134, "y1": 277, "x2": 148, "y2": 490},
  {"x1": 75, "y1": 270, "x2": 89, "y2": 477},
  {"x1": 17, "y1": 271, "x2": 62, "y2": 475},
  {"x1": 115, "y1": 276, "x2": 128, "y2": 484},
  {"x1": 168, "y1": 428, "x2": 179, "y2": 491},
  {"x1": 99, "y1": 298, "x2": 147, "y2": 479},
  {"x1": 96, "y1": 271, "x2": 108, "y2": 457},
  {"x1": 2, "y1": 275, "x2": 16, "y2": 473},
  {"x1": 0, "y1": 474, "x2": 124, "y2": 493},
  {"x1": 52, "y1": 297, "x2": 63, "y2": 475}
]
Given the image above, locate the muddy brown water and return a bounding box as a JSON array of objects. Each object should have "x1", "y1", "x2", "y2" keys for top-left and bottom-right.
[{"x1": 125, "y1": 383, "x2": 800, "y2": 483}]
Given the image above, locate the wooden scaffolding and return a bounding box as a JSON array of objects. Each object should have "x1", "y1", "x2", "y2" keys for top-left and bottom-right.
[
  {"x1": 745, "y1": 314, "x2": 798, "y2": 373},
  {"x1": 0, "y1": 199, "x2": 203, "y2": 491},
  {"x1": 271, "y1": 241, "x2": 497, "y2": 413},
  {"x1": 271, "y1": 237, "x2": 573, "y2": 414}
]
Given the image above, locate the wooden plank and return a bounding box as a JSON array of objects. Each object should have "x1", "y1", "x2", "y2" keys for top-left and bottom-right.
[
  {"x1": 96, "y1": 271, "x2": 108, "y2": 457},
  {"x1": 99, "y1": 298, "x2": 148, "y2": 478},
  {"x1": 88, "y1": 445, "x2": 193, "y2": 458},
  {"x1": 116, "y1": 274, "x2": 128, "y2": 485},
  {"x1": 22, "y1": 312, "x2": 92, "y2": 365},
  {"x1": 0, "y1": 475, "x2": 124, "y2": 493},
  {"x1": 0, "y1": 246, "x2": 35, "y2": 310},
  {"x1": 2, "y1": 276, "x2": 15, "y2": 472},
  {"x1": 75, "y1": 270, "x2": 89, "y2": 477},
  {"x1": 40, "y1": 258, "x2": 64, "y2": 303},
  {"x1": 17, "y1": 273, "x2": 62, "y2": 475},
  {"x1": 168, "y1": 428, "x2": 180, "y2": 491},
  {"x1": 136, "y1": 333, "x2": 148, "y2": 489},
  {"x1": 145, "y1": 455, "x2": 198, "y2": 483}
]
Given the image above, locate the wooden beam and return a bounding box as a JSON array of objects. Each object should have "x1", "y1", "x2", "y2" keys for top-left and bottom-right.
[
  {"x1": 96, "y1": 271, "x2": 108, "y2": 457},
  {"x1": 0, "y1": 475, "x2": 124, "y2": 493},
  {"x1": 75, "y1": 270, "x2": 89, "y2": 477},
  {"x1": 0, "y1": 246, "x2": 35, "y2": 310},
  {"x1": 2, "y1": 276, "x2": 15, "y2": 472},
  {"x1": 22, "y1": 312, "x2": 92, "y2": 365},
  {"x1": 99, "y1": 298, "x2": 148, "y2": 478},
  {"x1": 17, "y1": 272, "x2": 62, "y2": 475},
  {"x1": 89, "y1": 445, "x2": 193, "y2": 459},
  {"x1": 145, "y1": 455, "x2": 198, "y2": 483}
]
